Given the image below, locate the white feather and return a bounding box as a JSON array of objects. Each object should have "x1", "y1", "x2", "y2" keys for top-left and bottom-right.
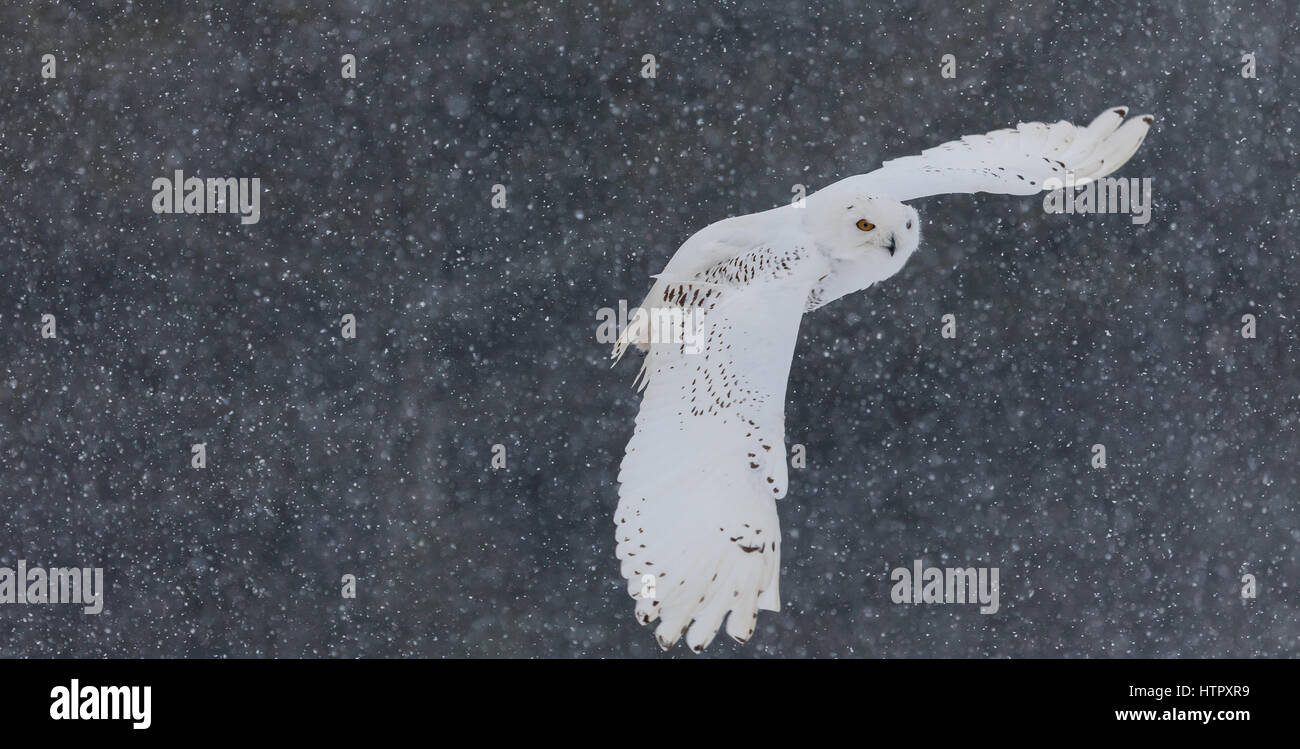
[
  {"x1": 615, "y1": 224, "x2": 823, "y2": 651},
  {"x1": 827, "y1": 107, "x2": 1152, "y2": 200}
]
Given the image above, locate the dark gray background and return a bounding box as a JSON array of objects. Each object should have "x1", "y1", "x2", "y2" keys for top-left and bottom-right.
[{"x1": 1, "y1": 0, "x2": 1296, "y2": 657}]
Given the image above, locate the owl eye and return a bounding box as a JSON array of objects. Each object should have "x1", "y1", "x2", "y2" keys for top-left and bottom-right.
[
  {"x1": 856, "y1": 219, "x2": 875, "y2": 231},
  {"x1": 906, "y1": 220, "x2": 913, "y2": 229}
]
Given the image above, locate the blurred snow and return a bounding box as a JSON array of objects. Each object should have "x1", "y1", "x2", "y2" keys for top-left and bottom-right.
[{"x1": 0, "y1": 0, "x2": 1296, "y2": 657}]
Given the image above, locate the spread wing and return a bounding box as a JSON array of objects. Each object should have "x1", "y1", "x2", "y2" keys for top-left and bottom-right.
[
  {"x1": 614, "y1": 237, "x2": 827, "y2": 651},
  {"x1": 830, "y1": 106, "x2": 1153, "y2": 201}
]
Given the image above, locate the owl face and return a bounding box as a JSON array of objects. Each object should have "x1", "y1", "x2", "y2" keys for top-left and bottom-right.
[{"x1": 806, "y1": 191, "x2": 921, "y2": 283}]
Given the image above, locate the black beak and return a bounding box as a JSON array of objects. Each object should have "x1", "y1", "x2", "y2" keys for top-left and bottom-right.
[{"x1": 886, "y1": 234, "x2": 897, "y2": 256}]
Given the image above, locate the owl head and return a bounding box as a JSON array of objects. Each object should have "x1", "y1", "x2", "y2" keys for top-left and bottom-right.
[{"x1": 804, "y1": 187, "x2": 921, "y2": 285}]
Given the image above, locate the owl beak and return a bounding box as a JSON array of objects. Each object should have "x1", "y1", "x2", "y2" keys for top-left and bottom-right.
[{"x1": 886, "y1": 234, "x2": 897, "y2": 256}]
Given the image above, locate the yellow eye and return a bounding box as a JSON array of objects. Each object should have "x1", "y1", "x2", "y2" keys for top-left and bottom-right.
[{"x1": 856, "y1": 219, "x2": 875, "y2": 231}]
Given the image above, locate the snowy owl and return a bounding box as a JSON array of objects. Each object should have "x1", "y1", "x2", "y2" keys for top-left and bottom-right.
[{"x1": 611, "y1": 107, "x2": 1154, "y2": 652}]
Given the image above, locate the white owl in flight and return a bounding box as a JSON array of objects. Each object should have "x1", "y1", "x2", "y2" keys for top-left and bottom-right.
[{"x1": 611, "y1": 107, "x2": 1153, "y2": 651}]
